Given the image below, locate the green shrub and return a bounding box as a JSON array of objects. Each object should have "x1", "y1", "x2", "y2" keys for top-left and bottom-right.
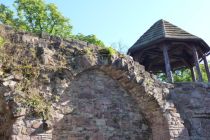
[{"x1": 99, "y1": 47, "x2": 117, "y2": 56}]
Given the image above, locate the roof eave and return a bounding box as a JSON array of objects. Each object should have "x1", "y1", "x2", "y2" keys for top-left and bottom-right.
[{"x1": 128, "y1": 37, "x2": 210, "y2": 54}]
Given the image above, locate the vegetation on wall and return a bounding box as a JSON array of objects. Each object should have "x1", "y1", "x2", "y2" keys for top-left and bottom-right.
[
  {"x1": 99, "y1": 47, "x2": 117, "y2": 56},
  {"x1": 0, "y1": 37, "x2": 57, "y2": 120},
  {"x1": 19, "y1": 88, "x2": 51, "y2": 120},
  {"x1": 0, "y1": 36, "x2": 5, "y2": 47},
  {"x1": 74, "y1": 33, "x2": 106, "y2": 48}
]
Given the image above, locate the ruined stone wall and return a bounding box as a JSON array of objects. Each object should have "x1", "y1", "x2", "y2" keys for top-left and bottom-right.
[
  {"x1": 0, "y1": 25, "x2": 209, "y2": 140},
  {"x1": 0, "y1": 86, "x2": 14, "y2": 140},
  {"x1": 170, "y1": 83, "x2": 210, "y2": 140}
]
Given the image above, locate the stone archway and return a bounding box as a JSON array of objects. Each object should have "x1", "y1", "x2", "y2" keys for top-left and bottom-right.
[
  {"x1": 50, "y1": 50, "x2": 190, "y2": 139},
  {"x1": 53, "y1": 70, "x2": 152, "y2": 140},
  {"x1": 53, "y1": 58, "x2": 182, "y2": 140}
]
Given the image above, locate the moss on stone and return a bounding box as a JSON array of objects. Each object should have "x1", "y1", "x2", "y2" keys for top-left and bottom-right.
[
  {"x1": 0, "y1": 36, "x2": 5, "y2": 47},
  {"x1": 84, "y1": 48, "x2": 94, "y2": 55}
]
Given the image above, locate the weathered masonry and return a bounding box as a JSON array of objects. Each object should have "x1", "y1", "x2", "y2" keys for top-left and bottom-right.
[
  {"x1": 128, "y1": 19, "x2": 210, "y2": 83},
  {"x1": 0, "y1": 24, "x2": 210, "y2": 140}
]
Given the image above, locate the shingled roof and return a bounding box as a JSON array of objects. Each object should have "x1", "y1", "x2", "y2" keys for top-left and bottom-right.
[{"x1": 128, "y1": 19, "x2": 209, "y2": 54}]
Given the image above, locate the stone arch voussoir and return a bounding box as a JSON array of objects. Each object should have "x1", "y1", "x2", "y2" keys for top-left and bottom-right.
[{"x1": 71, "y1": 55, "x2": 176, "y2": 140}]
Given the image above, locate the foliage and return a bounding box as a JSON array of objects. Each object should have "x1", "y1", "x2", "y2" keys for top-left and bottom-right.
[
  {"x1": 46, "y1": 3, "x2": 72, "y2": 38},
  {"x1": 173, "y1": 68, "x2": 192, "y2": 82},
  {"x1": 26, "y1": 90, "x2": 51, "y2": 120},
  {"x1": 99, "y1": 47, "x2": 117, "y2": 56},
  {"x1": 0, "y1": 0, "x2": 72, "y2": 38},
  {"x1": 74, "y1": 33, "x2": 106, "y2": 47},
  {"x1": 200, "y1": 64, "x2": 208, "y2": 82},
  {"x1": 106, "y1": 47, "x2": 117, "y2": 56},
  {"x1": 156, "y1": 73, "x2": 167, "y2": 82},
  {"x1": 0, "y1": 4, "x2": 15, "y2": 26},
  {"x1": 17, "y1": 88, "x2": 51, "y2": 120},
  {"x1": 74, "y1": 34, "x2": 119, "y2": 56},
  {"x1": 0, "y1": 1, "x2": 111, "y2": 48},
  {"x1": 157, "y1": 65, "x2": 209, "y2": 83},
  {"x1": 14, "y1": 0, "x2": 72, "y2": 38}
]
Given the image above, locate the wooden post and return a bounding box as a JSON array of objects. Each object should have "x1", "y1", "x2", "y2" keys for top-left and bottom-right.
[
  {"x1": 192, "y1": 46, "x2": 203, "y2": 82},
  {"x1": 163, "y1": 44, "x2": 173, "y2": 83},
  {"x1": 190, "y1": 67, "x2": 196, "y2": 82},
  {"x1": 203, "y1": 55, "x2": 210, "y2": 82}
]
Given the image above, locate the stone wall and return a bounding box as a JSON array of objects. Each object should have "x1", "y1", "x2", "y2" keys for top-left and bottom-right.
[
  {"x1": 0, "y1": 25, "x2": 209, "y2": 140},
  {"x1": 53, "y1": 70, "x2": 152, "y2": 140},
  {"x1": 170, "y1": 83, "x2": 210, "y2": 140},
  {"x1": 0, "y1": 85, "x2": 14, "y2": 140}
]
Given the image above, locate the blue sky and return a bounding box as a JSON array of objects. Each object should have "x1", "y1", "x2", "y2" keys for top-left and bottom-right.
[{"x1": 1, "y1": 0, "x2": 210, "y2": 52}]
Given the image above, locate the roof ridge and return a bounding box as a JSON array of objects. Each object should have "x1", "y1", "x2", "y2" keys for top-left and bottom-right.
[{"x1": 161, "y1": 19, "x2": 167, "y2": 38}]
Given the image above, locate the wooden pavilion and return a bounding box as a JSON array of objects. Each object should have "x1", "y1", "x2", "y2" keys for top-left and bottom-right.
[{"x1": 128, "y1": 19, "x2": 210, "y2": 83}]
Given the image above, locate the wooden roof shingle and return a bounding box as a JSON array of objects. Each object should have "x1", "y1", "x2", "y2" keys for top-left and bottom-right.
[{"x1": 128, "y1": 19, "x2": 209, "y2": 54}]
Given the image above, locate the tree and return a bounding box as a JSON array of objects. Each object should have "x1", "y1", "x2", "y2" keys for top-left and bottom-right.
[
  {"x1": 0, "y1": 4, "x2": 15, "y2": 26},
  {"x1": 14, "y1": 0, "x2": 72, "y2": 38},
  {"x1": 0, "y1": 0, "x2": 72, "y2": 38},
  {"x1": 45, "y1": 3, "x2": 72, "y2": 38},
  {"x1": 0, "y1": 0, "x2": 108, "y2": 46}
]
